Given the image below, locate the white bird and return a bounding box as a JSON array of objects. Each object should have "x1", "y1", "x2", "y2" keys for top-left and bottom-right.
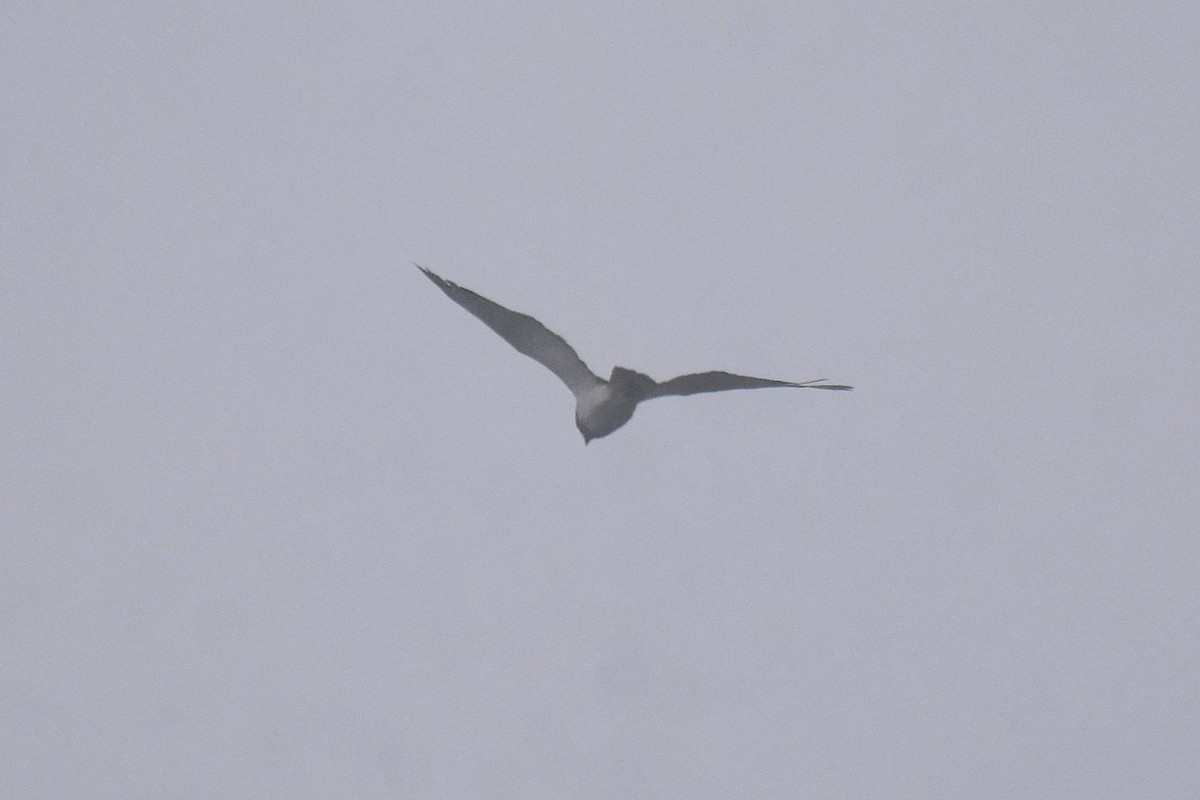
[{"x1": 417, "y1": 266, "x2": 851, "y2": 443}]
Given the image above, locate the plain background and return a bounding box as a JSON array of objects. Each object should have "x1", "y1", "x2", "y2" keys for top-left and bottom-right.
[{"x1": 4, "y1": 4, "x2": 1198, "y2": 798}]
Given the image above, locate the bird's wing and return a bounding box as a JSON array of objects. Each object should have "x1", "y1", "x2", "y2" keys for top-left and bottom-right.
[
  {"x1": 417, "y1": 266, "x2": 602, "y2": 396},
  {"x1": 646, "y1": 371, "x2": 852, "y2": 399}
]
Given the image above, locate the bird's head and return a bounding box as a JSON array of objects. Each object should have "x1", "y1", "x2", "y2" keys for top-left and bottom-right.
[{"x1": 575, "y1": 418, "x2": 593, "y2": 445}]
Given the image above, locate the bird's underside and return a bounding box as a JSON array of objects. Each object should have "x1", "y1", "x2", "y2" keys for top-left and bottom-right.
[{"x1": 416, "y1": 265, "x2": 851, "y2": 442}]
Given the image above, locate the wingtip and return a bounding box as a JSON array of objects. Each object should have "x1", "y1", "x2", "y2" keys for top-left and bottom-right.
[
  {"x1": 415, "y1": 263, "x2": 448, "y2": 288},
  {"x1": 785, "y1": 380, "x2": 852, "y2": 391},
  {"x1": 810, "y1": 379, "x2": 853, "y2": 390}
]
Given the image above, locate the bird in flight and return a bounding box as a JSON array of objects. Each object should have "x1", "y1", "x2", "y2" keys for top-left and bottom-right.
[{"x1": 417, "y1": 266, "x2": 851, "y2": 443}]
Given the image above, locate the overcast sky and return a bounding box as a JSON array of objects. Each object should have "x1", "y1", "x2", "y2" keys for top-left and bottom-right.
[{"x1": 4, "y1": 3, "x2": 1198, "y2": 798}]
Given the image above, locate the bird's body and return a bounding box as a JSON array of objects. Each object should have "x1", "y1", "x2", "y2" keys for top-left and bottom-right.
[
  {"x1": 573, "y1": 367, "x2": 657, "y2": 441},
  {"x1": 417, "y1": 266, "x2": 850, "y2": 442},
  {"x1": 574, "y1": 381, "x2": 628, "y2": 441}
]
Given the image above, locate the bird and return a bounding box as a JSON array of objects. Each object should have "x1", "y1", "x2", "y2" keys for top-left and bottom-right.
[{"x1": 416, "y1": 265, "x2": 851, "y2": 443}]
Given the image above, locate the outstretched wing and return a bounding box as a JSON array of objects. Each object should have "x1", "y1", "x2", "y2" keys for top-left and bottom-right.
[
  {"x1": 417, "y1": 266, "x2": 601, "y2": 397},
  {"x1": 647, "y1": 371, "x2": 852, "y2": 399}
]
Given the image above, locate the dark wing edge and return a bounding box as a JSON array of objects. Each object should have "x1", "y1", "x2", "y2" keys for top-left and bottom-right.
[
  {"x1": 416, "y1": 265, "x2": 601, "y2": 396},
  {"x1": 646, "y1": 370, "x2": 852, "y2": 399}
]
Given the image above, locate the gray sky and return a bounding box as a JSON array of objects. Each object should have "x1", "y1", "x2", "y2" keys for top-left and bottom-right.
[{"x1": 4, "y1": 3, "x2": 1198, "y2": 798}]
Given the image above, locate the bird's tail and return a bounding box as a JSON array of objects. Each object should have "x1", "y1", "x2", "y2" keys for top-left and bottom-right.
[{"x1": 610, "y1": 366, "x2": 657, "y2": 400}]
